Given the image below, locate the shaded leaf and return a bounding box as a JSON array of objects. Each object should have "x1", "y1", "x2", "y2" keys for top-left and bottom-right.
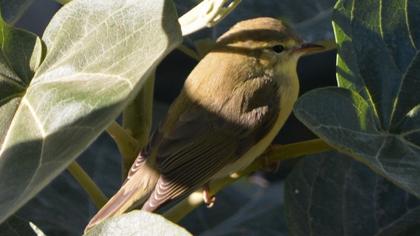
[
  {"x1": 15, "y1": 133, "x2": 120, "y2": 236},
  {"x1": 199, "y1": 182, "x2": 287, "y2": 236},
  {"x1": 333, "y1": 0, "x2": 420, "y2": 128},
  {"x1": 294, "y1": 0, "x2": 420, "y2": 196},
  {"x1": 0, "y1": 0, "x2": 35, "y2": 24},
  {"x1": 16, "y1": 103, "x2": 170, "y2": 236},
  {"x1": 84, "y1": 210, "x2": 191, "y2": 236},
  {"x1": 179, "y1": 179, "x2": 255, "y2": 233},
  {"x1": 285, "y1": 152, "x2": 420, "y2": 236},
  {"x1": 0, "y1": 0, "x2": 182, "y2": 223}
]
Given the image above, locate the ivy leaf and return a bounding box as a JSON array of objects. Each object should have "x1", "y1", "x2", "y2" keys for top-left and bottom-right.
[
  {"x1": 0, "y1": 0, "x2": 35, "y2": 24},
  {"x1": 0, "y1": 0, "x2": 182, "y2": 223},
  {"x1": 285, "y1": 152, "x2": 420, "y2": 236},
  {"x1": 84, "y1": 211, "x2": 191, "y2": 236},
  {"x1": 294, "y1": 0, "x2": 420, "y2": 196}
]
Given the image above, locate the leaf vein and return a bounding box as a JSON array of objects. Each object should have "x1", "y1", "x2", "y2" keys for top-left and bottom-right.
[
  {"x1": 389, "y1": 51, "x2": 419, "y2": 127},
  {"x1": 23, "y1": 97, "x2": 46, "y2": 137},
  {"x1": 404, "y1": 0, "x2": 417, "y2": 50},
  {"x1": 39, "y1": 4, "x2": 130, "y2": 76}
]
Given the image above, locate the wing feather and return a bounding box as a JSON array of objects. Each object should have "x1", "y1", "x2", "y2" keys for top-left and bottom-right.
[{"x1": 142, "y1": 75, "x2": 281, "y2": 210}]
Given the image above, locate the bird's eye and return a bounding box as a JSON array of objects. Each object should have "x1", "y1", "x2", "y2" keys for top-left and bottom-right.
[{"x1": 271, "y1": 45, "x2": 285, "y2": 53}]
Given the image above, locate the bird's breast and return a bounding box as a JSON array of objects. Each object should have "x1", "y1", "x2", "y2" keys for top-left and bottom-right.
[{"x1": 212, "y1": 73, "x2": 299, "y2": 179}]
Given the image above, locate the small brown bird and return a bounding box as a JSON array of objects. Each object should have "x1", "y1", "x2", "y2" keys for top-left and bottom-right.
[{"x1": 85, "y1": 17, "x2": 322, "y2": 230}]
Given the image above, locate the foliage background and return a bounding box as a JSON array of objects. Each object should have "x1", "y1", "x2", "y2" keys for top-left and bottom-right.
[
  {"x1": 5, "y1": 1, "x2": 335, "y2": 235},
  {"x1": 3, "y1": 0, "x2": 418, "y2": 235}
]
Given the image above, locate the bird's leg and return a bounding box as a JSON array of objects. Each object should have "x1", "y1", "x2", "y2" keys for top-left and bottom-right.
[{"x1": 203, "y1": 183, "x2": 216, "y2": 208}]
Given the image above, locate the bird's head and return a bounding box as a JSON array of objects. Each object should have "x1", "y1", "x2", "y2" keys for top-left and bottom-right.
[{"x1": 216, "y1": 17, "x2": 323, "y2": 74}]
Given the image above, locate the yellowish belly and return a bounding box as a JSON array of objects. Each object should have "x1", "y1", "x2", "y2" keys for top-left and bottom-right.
[{"x1": 211, "y1": 78, "x2": 299, "y2": 179}]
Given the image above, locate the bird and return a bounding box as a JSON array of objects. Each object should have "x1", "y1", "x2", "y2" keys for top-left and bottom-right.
[{"x1": 85, "y1": 17, "x2": 322, "y2": 231}]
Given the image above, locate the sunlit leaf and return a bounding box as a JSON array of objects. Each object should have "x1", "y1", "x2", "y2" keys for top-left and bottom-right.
[
  {"x1": 84, "y1": 211, "x2": 191, "y2": 236},
  {"x1": 0, "y1": 0, "x2": 182, "y2": 223}
]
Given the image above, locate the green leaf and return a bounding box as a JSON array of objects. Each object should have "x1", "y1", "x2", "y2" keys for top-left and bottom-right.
[
  {"x1": 197, "y1": 182, "x2": 287, "y2": 236},
  {"x1": 0, "y1": 0, "x2": 35, "y2": 24},
  {"x1": 333, "y1": 0, "x2": 420, "y2": 129},
  {"x1": 0, "y1": 0, "x2": 182, "y2": 223},
  {"x1": 285, "y1": 152, "x2": 420, "y2": 236},
  {"x1": 294, "y1": 0, "x2": 420, "y2": 196},
  {"x1": 84, "y1": 210, "x2": 192, "y2": 236}
]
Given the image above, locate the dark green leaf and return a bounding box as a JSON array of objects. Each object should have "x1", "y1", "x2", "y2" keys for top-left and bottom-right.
[
  {"x1": 294, "y1": 0, "x2": 420, "y2": 196},
  {"x1": 0, "y1": 0, "x2": 182, "y2": 223},
  {"x1": 198, "y1": 182, "x2": 287, "y2": 236},
  {"x1": 84, "y1": 210, "x2": 191, "y2": 236},
  {"x1": 0, "y1": 0, "x2": 35, "y2": 24},
  {"x1": 285, "y1": 152, "x2": 420, "y2": 236},
  {"x1": 333, "y1": 0, "x2": 420, "y2": 129}
]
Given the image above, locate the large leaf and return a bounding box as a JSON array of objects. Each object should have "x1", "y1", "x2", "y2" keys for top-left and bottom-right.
[
  {"x1": 16, "y1": 103, "x2": 170, "y2": 236},
  {"x1": 0, "y1": 0, "x2": 182, "y2": 223},
  {"x1": 84, "y1": 210, "x2": 192, "y2": 236},
  {"x1": 0, "y1": 0, "x2": 35, "y2": 24},
  {"x1": 285, "y1": 152, "x2": 420, "y2": 236},
  {"x1": 16, "y1": 133, "x2": 122, "y2": 236},
  {"x1": 294, "y1": 0, "x2": 420, "y2": 196}
]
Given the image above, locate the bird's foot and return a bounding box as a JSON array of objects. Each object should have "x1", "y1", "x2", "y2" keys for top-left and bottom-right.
[{"x1": 203, "y1": 184, "x2": 216, "y2": 208}]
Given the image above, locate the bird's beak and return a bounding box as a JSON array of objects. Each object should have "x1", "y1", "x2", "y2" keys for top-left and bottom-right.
[{"x1": 293, "y1": 43, "x2": 324, "y2": 54}]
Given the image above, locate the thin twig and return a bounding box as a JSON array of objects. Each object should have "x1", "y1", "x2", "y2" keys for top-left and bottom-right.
[
  {"x1": 122, "y1": 74, "x2": 155, "y2": 177},
  {"x1": 67, "y1": 161, "x2": 108, "y2": 209},
  {"x1": 177, "y1": 45, "x2": 200, "y2": 61},
  {"x1": 106, "y1": 121, "x2": 139, "y2": 176},
  {"x1": 164, "y1": 138, "x2": 333, "y2": 222}
]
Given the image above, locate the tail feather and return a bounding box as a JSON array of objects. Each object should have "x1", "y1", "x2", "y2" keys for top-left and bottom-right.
[{"x1": 84, "y1": 161, "x2": 159, "y2": 232}]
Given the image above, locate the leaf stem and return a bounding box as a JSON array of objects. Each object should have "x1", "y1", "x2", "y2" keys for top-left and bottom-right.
[
  {"x1": 122, "y1": 74, "x2": 155, "y2": 177},
  {"x1": 177, "y1": 45, "x2": 200, "y2": 61},
  {"x1": 263, "y1": 138, "x2": 333, "y2": 162},
  {"x1": 164, "y1": 138, "x2": 333, "y2": 222},
  {"x1": 67, "y1": 161, "x2": 108, "y2": 209},
  {"x1": 106, "y1": 121, "x2": 139, "y2": 178},
  {"x1": 54, "y1": 0, "x2": 72, "y2": 4}
]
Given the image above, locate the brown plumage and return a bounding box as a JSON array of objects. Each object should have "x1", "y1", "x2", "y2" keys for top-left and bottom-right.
[{"x1": 85, "y1": 17, "x2": 321, "y2": 231}]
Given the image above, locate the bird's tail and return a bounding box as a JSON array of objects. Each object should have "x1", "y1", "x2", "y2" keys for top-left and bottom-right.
[{"x1": 84, "y1": 158, "x2": 159, "y2": 232}]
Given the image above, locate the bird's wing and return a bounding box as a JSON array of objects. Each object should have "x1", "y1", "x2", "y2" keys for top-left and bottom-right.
[
  {"x1": 142, "y1": 76, "x2": 281, "y2": 211},
  {"x1": 85, "y1": 152, "x2": 159, "y2": 231}
]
